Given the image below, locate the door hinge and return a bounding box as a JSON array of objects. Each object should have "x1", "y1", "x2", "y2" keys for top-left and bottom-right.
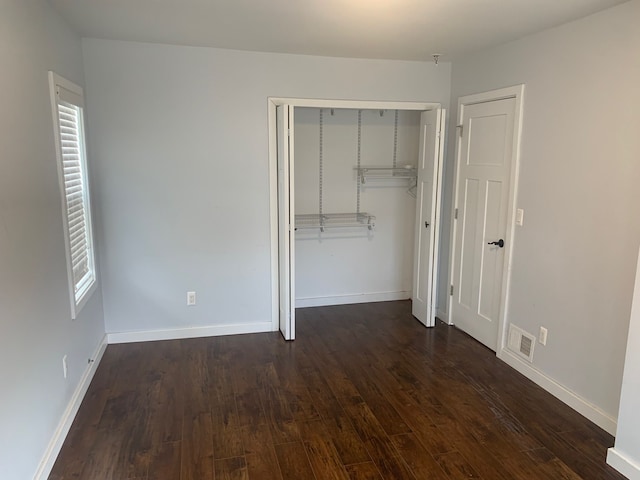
[
  {"x1": 450, "y1": 285, "x2": 454, "y2": 296},
  {"x1": 454, "y1": 208, "x2": 458, "y2": 220},
  {"x1": 287, "y1": 128, "x2": 291, "y2": 137},
  {"x1": 456, "y1": 124, "x2": 463, "y2": 135}
]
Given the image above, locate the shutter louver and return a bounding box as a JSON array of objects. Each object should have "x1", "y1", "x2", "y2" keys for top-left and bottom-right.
[{"x1": 57, "y1": 102, "x2": 93, "y2": 299}]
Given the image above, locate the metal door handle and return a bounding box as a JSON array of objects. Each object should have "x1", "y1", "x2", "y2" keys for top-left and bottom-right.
[
  {"x1": 488, "y1": 239, "x2": 504, "y2": 248},
  {"x1": 425, "y1": 221, "x2": 429, "y2": 228}
]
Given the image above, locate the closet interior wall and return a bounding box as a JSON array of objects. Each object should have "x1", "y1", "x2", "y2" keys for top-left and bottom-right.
[{"x1": 294, "y1": 107, "x2": 421, "y2": 307}]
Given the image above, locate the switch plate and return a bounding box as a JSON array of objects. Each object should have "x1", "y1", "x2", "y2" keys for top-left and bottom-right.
[
  {"x1": 515, "y1": 208, "x2": 524, "y2": 226},
  {"x1": 62, "y1": 355, "x2": 68, "y2": 379},
  {"x1": 187, "y1": 291, "x2": 196, "y2": 306},
  {"x1": 539, "y1": 326, "x2": 548, "y2": 346}
]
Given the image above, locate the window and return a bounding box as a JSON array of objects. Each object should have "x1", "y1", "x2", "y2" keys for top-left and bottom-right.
[{"x1": 48, "y1": 72, "x2": 96, "y2": 319}]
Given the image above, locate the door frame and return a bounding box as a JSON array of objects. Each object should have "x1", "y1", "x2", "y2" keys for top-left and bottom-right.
[
  {"x1": 268, "y1": 97, "x2": 442, "y2": 333},
  {"x1": 446, "y1": 85, "x2": 525, "y2": 352}
]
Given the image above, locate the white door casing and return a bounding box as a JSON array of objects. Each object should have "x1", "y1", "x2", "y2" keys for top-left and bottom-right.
[
  {"x1": 412, "y1": 108, "x2": 446, "y2": 327},
  {"x1": 449, "y1": 86, "x2": 524, "y2": 351},
  {"x1": 269, "y1": 98, "x2": 445, "y2": 339},
  {"x1": 277, "y1": 104, "x2": 295, "y2": 340}
]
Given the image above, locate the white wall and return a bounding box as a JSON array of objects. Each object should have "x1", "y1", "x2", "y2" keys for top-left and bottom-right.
[
  {"x1": 294, "y1": 108, "x2": 420, "y2": 306},
  {"x1": 444, "y1": 0, "x2": 640, "y2": 429},
  {"x1": 0, "y1": 1, "x2": 105, "y2": 478},
  {"x1": 608, "y1": 248, "x2": 640, "y2": 479},
  {"x1": 81, "y1": 39, "x2": 451, "y2": 336}
]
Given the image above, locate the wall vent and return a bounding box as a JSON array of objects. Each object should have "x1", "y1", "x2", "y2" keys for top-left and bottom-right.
[{"x1": 507, "y1": 324, "x2": 536, "y2": 362}]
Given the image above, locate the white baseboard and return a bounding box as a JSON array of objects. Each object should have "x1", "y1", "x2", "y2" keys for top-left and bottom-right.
[
  {"x1": 607, "y1": 448, "x2": 640, "y2": 479},
  {"x1": 296, "y1": 291, "x2": 410, "y2": 308},
  {"x1": 497, "y1": 348, "x2": 617, "y2": 435},
  {"x1": 34, "y1": 334, "x2": 108, "y2": 480},
  {"x1": 107, "y1": 322, "x2": 274, "y2": 344}
]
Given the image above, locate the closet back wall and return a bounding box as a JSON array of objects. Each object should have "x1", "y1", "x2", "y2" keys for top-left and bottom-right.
[
  {"x1": 295, "y1": 108, "x2": 420, "y2": 306},
  {"x1": 81, "y1": 39, "x2": 451, "y2": 336}
]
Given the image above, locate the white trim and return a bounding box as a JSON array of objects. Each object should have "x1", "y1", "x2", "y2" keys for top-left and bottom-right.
[
  {"x1": 296, "y1": 291, "x2": 410, "y2": 308},
  {"x1": 268, "y1": 97, "x2": 440, "y2": 111},
  {"x1": 497, "y1": 348, "x2": 617, "y2": 435},
  {"x1": 48, "y1": 71, "x2": 84, "y2": 100},
  {"x1": 447, "y1": 85, "x2": 525, "y2": 349},
  {"x1": 34, "y1": 334, "x2": 108, "y2": 480},
  {"x1": 107, "y1": 322, "x2": 274, "y2": 344},
  {"x1": 607, "y1": 448, "x2": 640, "y2": 479}
]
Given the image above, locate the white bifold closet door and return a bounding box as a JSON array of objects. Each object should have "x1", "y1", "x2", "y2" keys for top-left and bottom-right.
[
  {"x1": 277, "y1": 104, "x2": 445, "y2": 339},
  {"x1": 412, "y1": 108, "x2": 445, "y2": 327},
  {"x1": 277, "y1": 104, "x2": 295, "y2": 340}
]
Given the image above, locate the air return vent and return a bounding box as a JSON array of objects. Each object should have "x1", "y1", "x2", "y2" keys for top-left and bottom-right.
[{"x1": 507, "y1": 324, "x2": 536, "y2": 362}]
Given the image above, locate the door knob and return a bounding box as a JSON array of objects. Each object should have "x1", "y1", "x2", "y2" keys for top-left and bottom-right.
[{"x1": 488, "y1": 239, "x2": 504, "y2": 248}]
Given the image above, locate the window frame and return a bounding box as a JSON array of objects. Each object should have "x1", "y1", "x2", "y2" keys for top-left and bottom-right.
[{"x1": 48, "y1": 72, "x2": 97, "y2": 319}]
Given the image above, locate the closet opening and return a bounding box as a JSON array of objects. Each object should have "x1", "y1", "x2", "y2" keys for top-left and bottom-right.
[{"x1": 268, "y1": 99, "x2": 445, "y2": 340}]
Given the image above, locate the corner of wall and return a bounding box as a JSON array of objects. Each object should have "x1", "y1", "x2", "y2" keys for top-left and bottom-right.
[
  {"x1": 607, "y1": 448, "x2": 640, "y2": 480},
  {"x1": 33, "y1": 334, "x2": 108, "y2": 480}
]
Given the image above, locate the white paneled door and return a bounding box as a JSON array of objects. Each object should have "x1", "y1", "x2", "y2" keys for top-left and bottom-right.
[
  {"x1": 412, "y1": 109, "x2": 445, "y2": 327},
  {"x1": 277, "y1": 104, "x2": 295, "y2": 340},
  {"x1": 451, "y1": 95, "x2": 518, "y2": 351}
]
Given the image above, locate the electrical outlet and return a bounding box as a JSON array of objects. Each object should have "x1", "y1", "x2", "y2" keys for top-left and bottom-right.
[
  {"x1": 187, "y1": 291, "x2": 196, "y2": 306},
  {"x1": 539, "y1": 326, "x2": 548, "y2": 346},
  {"x1": 62, "y1": 355, "x2": 68, "y2": 379}
]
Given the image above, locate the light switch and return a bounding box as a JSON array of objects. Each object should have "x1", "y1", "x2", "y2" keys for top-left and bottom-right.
[{"x1": 515, "y1": 208, "x2": 524, "y2": 226}]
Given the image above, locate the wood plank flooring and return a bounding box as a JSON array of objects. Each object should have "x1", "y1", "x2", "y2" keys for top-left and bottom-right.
[{"x1": 49, "y1": 301, "x2": 625, "y2": 479}]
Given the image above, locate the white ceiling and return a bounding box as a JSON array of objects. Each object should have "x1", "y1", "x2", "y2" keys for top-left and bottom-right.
[{"x1": 50, "y1": 0, "x2": 628, "y2": 61}]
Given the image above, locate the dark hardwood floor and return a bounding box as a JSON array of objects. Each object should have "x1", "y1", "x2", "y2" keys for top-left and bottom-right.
[{"x1": 49, "y1": 301, "x2": 625, "y2": 479}]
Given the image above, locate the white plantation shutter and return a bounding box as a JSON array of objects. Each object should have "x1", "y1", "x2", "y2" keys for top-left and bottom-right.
[
  {"x1": 50, "y1": 72, "x2": 96, "y2": 318},
  {"x1": 58, "y1": 101, "x2": 93, "y2": 296}
]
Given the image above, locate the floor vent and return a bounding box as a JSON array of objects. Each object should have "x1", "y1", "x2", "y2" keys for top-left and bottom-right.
[{"x1": 507, "y1": 324, "x2": 536, "y2": 362}]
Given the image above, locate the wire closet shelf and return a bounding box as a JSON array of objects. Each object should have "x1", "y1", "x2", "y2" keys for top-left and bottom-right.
[
  {"x1": 355, "y1": 165, "x2": 417, "y2": 185},
  {"x1": 295, "y1": 213, "x2": 376, "y2": 232}
]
